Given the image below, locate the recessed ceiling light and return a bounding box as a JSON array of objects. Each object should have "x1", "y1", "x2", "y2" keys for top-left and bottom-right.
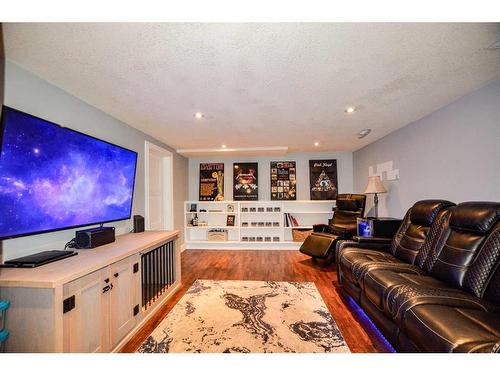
[
  {"x1": 194, "y1": 112, "x2": 204, "y2": 119},
  {"x1": 314, "y1": 141, "x2": 319, "y2": 147},
  {"x1": 345, "y1": 107, "x2": 356, "y2": 114},
  {"x1": 357, "y1": 128, "x2": 371, "y2": 139},
  {"x1": 221, "y1": 144, "x2": 227, "y2": 149}
]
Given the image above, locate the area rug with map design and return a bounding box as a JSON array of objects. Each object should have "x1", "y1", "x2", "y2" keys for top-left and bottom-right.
[{"x1": 137, "y1": 279, "x2": 350, "y2": 353}]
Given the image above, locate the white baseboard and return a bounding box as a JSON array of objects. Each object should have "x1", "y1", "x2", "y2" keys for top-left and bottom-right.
[{"x1": 184, "y1": 242, "x2": 302, "y2": 250}]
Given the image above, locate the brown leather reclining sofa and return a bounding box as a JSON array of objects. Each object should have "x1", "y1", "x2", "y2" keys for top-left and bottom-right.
[{"x1": 336, "y1": 200, "x2": 500, "y2": 352}]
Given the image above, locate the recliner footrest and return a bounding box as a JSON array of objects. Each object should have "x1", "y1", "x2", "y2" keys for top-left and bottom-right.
[{"x1": 299, "y1": 233, "x2": 340, "y2": 259}]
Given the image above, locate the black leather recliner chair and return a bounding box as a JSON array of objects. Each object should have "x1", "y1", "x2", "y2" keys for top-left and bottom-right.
[
  {"x1": 337, "y1": 200, "x2": 500, "y2": 352},
  {"x1": 299, "y1": 193, "x2": 366, "y2": 263}
]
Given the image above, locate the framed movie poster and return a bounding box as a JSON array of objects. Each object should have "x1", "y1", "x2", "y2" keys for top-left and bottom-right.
[
  {"x1": 309, "y1": 159, "x2": 338, "y2": 200},
  {"x1": 270, "y1": 161, "x2": 296, "y2": 200},
  {"x1": 233, "y1": 162, "x2": 258, "y2": 200},
  {"x1": 199, "y1": 163, "x2": 224, "y2": 201}
]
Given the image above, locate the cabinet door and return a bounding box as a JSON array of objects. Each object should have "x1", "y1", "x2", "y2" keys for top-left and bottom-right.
[
  {"x1": 63, "y1": 267, "x2": 110, "y2": 353},
  {"x1": 109, "y1": 255, "x2": 139, "y2": 348}
]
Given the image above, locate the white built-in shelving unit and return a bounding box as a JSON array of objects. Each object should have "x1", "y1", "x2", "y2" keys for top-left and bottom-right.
[{"x1": 184, "y1": 200, "x2": 335, "y2": 250}]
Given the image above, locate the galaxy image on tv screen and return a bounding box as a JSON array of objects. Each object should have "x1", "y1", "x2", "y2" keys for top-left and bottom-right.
[{"x1": 0, "y1": 107, "x2": 138, "y2": 239}]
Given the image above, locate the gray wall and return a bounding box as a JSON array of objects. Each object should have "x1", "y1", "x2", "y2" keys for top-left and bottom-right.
[
  {"x1": 1, "y1": 61, "x2": 188, "y2": 261},
  {"x1": 188, "y1": 152, "x2": 353, "y2": 201},
  {"x1": 353, "y1": 79, "x2": 500, "y2": 218}
]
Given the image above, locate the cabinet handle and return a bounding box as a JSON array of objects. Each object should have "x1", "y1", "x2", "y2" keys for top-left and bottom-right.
[
  {"x1": 104, "y1": 278, "x2": 110, "y2": 283},
  {"x1": 102, "y1": 285, "x2": 111, "y2": 293},
  {"x1": 114, "y1": 272, "x2": 119, "y2": 278},
  {"x1": 63, "y1": 295, "x2": 76, "y2": 313}
]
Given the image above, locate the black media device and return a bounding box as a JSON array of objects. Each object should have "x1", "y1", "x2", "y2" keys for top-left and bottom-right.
[
  {"x1": 133, "y1": 215, "x2": 145, "y2": 233},
  {"x1": 75, "y1": 226, "x2": 115, "y2": 249},
  {"x1": 2, "y1": 250, "x2": 77, "y2": 268},
  {"x1": 373, "y1": 218, "x2": 403, "y2": 238},
  {"x1": 357, "y1": 217, "x2": 402, "y2": 238}
]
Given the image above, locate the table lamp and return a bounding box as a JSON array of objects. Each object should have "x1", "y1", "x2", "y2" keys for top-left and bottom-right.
[{"x1": 363, "y1": 175, "x2": 387, "y2": 218}]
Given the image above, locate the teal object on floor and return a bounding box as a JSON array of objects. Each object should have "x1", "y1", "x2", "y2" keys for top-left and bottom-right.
[
  {"x1": 0, "y1": 329, "x2": 9, "y2": 352},
  {"x1": 0, "y1": 329, "x2": 9, "y2": 342},
  {"x1": 0, "y1": 300, "x2": 11, "y2": 312},
  {"x1": 1, "y1": 299, "x2": 10, "y2": 342}
]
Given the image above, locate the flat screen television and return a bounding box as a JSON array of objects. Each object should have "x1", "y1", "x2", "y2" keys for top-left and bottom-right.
[{"x1": 0, "y1": 106, "x2": 138, "y2": 240}]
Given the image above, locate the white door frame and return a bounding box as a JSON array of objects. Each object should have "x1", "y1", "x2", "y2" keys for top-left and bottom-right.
[{"x1": 144, "y1": 141, "x2": 174, "y2": 231}]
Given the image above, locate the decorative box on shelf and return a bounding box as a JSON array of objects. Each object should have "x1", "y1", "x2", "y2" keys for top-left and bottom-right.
[
  {"x1": 292, "y1": 228, "x2": 313, "y2": 242},
  {"x1": 207, "y1": 229, "x2": 228, "y2": 241}
]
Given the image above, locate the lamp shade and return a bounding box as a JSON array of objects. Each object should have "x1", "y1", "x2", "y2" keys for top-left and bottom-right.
[{"x1": 364, "y1": 175, "x2": 387, "y2": 194}]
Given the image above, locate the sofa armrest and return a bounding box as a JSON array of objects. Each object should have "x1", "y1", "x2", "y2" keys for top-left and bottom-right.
[
  {"x1": 338, "y1": 240, "x2": 392, "y2": 252},
  {"x1": 336, "y1": 240, "x2": 358, "y2": 268},
  {"x1": 312, "y1": 224, "x2": 331, "y2": 233},
  {"x1": 313, "y1": 224, "x2": 347, "y2": 235},
  {"x1": 352, "y1": 236, "x2": 393, "y2": 244},
  {"x1": 335, "y1": 239, "x2": 391, "y2": 270}
]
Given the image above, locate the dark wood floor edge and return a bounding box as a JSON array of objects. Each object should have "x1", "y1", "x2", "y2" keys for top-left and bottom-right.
[{"x1": 119, "y1": 284, "x2": 188, "y2": 353}]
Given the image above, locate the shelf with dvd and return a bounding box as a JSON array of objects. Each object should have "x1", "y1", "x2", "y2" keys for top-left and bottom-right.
[{"x1": 183, "y1": 200, "x2": 334, "y2": 249}]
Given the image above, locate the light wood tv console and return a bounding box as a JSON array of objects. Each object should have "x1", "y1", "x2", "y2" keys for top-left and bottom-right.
[{"x1": 0, "y1": 230, "x2": 180, "y2": 353}]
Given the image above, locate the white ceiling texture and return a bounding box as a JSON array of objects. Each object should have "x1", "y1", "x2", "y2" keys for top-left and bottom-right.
[{"x1": 4, "y1": 23, "x2": 500, "y2": 156}]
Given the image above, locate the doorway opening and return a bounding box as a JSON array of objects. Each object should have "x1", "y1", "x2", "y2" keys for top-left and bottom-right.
[{"x1": 144, "y1": 141, "x2": 174, "y2": 231}]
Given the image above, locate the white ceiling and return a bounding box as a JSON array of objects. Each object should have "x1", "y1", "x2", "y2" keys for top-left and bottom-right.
[{"x1": 3, "y1": 23, "x2": 500, "y2": 154}]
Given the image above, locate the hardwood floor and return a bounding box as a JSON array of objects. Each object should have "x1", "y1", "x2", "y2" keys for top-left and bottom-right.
[{"x1": 120, "y1": 250, "x2": 394, "y2": 353}]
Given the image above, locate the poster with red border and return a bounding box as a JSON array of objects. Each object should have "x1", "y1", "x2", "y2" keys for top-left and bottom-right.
[{"x1": 233, "y1": 162, "x2": 258, "y2": 201}]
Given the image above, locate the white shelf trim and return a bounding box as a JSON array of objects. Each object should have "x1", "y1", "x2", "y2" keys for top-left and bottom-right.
[
  {"x1": 186, "y1": 226, "x2": 238, "y2": 229},
  {"x1": 185, "y1": 211, "x2": 233, "y2": 214},
  {"x1": 241, "y1": 226, "x2": 283, "y2": 229},
  {"x1": 185, "y1": 240, "x2": 240, "y2": 244}
]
